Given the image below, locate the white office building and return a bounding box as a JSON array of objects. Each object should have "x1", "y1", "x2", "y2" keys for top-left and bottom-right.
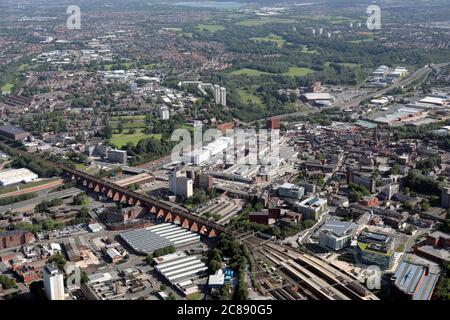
[
  {"x1": 219, "y1": 87, "x2": 226, "y2": 106},
  {"x1": 43, "y1": 264, "x2": 65, "y2": 300},
  {"x1": 213, "y1": 84, "x2": 220, "y2": 104},
  {"x1": 318, "y1": 221, "x2": 357, "y2": 251},
  {"x1": 159, "y1": 105, "x2": 170, "y2": 120},
  {"x1": 169, "y1": 170, "x2": 194, "y2": 198},
  {"x1": 295, "y1": 197, "x2": 328, "y2": 220}
]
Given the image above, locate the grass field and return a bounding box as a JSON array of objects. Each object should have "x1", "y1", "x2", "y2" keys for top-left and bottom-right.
[
  {"x1": 18, "y1": 64, "x2": 29, "y2": 72},
  {"x1": 229, "y1": 68, "x2": 272, "y2": 76},
  {"x1": 75, "y1": 163, "x2": 88, "y2": 171},
  {"x1": 282, "y1": 67, "x2": 315, "y2": 77},
  {"x1": 230, "y1": 67, "x2": 315, "y2": 77},
  {"x1": 111, "y1": 122, "x2": 146, "y2": 129},
  {"x1": 102, "y1": 64, "x2": 113, "y2": 70},
  {"x1": 250, "y1": 34, "x2": 285, "y2": 47},
  {"x1": 237, "y1": 89, "x2": 263, "y2": 106},
  {"x1": 1, "y1": 83, "x2": 13, "y2": 93},
  {"x1": 236, "y1": 17, "x2": 297, "y2": 26},
  {"x1": 110, "y1": 129, "x2": 161, "y2": 148},
  {"x1": 196, "y1": 24, "x2": 225, "y2": 32},
  {"x1": 110, "y1": 115, "x2": 147, "y2": 121},
  {"x1": 301, "y1": 46, "x2": 319, "y2": 55}
]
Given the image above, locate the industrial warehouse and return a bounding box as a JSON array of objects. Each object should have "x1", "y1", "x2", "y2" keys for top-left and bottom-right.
[
  {"x1": 119, "y1": 223, "x2": 200, "y2": 255},
  {"x1": 0, "y1": 168, "x2": 39, "y2": 186},
  {"x1": 154, "y1": 251, "x2": 207, "y2": 296}
]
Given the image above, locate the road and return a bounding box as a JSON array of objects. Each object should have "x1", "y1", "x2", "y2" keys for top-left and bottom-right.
[
  {"x1": 0, "y1": 179, "x2": 63, "y2": 199},
  {"x1": 0, "y1": 188, "x2": 81, "y2": 214},
  {"x1": 247, "y1": 62, "x2": 450, "y2": 124}
]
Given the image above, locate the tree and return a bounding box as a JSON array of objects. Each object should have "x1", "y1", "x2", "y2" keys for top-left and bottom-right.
[
  {"x1": 0, "y1": 275, "x2": 17, "y2": 290},
  {"x1": 117, "y1": 122, "x2": 124, "y2": 134},
  {"x1": 421, "y1": 200, "x2": 430, "y2": 212},
  {"x1": 48, "y1": 253, "x2": 67, "y2": 271},
  {"x1": 160, "y1": 284, "x2": 167, "y2": 291},
  {"x1": 391, "y1": 163, "x2": 400, "y2": 175},
  {"x1": 73, "y1": 193, "x2": 89, "y2": 206},
  {"x1": 403, "y1": 169, "x2": 440, "y2": 196},
  {"x1": 103, "y1": 125, "x2": 113, "y2": 139},
  {"x1": 219, "y1": 284, "x2": 232, "y2": 300},
  {"x1": 209, "y1": 260, "x2": 222, "y2": 273},
  {"x1": 145, "y1": 255, "x2": 154, "y2": 265},
  {"x1": 80, "y1": 271, "x2": 88, "y2": 284}
]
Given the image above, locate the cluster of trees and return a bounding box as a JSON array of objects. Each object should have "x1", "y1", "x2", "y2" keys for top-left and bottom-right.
[
  {"x1": 402, "y1": 169, "x2": 441, "y2": 196},
  {"x1": 36, "y1": 198, "x2": 64, "y2": 212},
  {"x1": 433, "y1": 261, "x2": 450, "y2": 300},
  {"x1": 48, "y1": 253, "x2": 67, "y2": 271},
  {"x1": 415, "y1": 156, "x2": 441, "y2": 174},
  {"x1": 70, "y1": 207, "x2": 90, "y2": 225},
  {"x1": 73, "y1": 193, "x2": 89, "y2": 206},
  {"x1": 18, "y1": 112, "x2": 72, "y2": 135},
  {"x1": 208, "y1": 248, "x2": 223, "y2": 273},
  {"x1": 229, "y1": 217, "x2": 314, "y2": 239},
  {"x1": 0, "y1": 193, "x2": 37, "y2": 206},
  {"x1": 440, "y1": 209, "x2": 450, "y2": 234},
  {"x1": 12, "y1": 154, "x2": 61, "y2": 178},
  {"x1": 145, "y1": 246, "x2": 176, "y2": 266},
  {"x1": 152, "y1": 245, "x2": 176, "y2": 258},
  {"x1": 184, "y1": 189, "x2": 218, "y2": 208},
  {"x1": 0, "y1": 275, "x2": 17, "y2": 290},
  {"x1": 122, "y1": 136, "x2": 176, "y2": 166},
  {"x1": 203, "y1": 211, "x2": 221, "y2": 221},
  {"x1": 96, "y1": 167, "x2": 122, "y2": 178},
  {"x1": 13, "y1": 219, "x2": 62, "y2": 234},
  {"x1": 211, "y1": 234, "x2": 250, "y2": 300},
  {"x1": 348, "y1": 183, "x2": 371, "y2": 203}
]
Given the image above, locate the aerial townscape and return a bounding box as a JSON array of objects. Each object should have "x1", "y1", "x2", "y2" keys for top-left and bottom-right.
[{"x1": 0, "y1": 0, "x2": 450, "y2": 305}]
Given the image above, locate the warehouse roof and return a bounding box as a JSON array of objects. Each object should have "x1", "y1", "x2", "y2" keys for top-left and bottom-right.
[
  {"x1": 0, "y1": 124, "x2": 28, "y2": 135},
  {"x1": 393, "y1": 261, "x2": 439, "y2": 300},
  {"x1": 319, "y1": 221, "x2": 358, "y2": 237},
  {"x1": 120, "y1": 228, "x2": 174, "y2": 255}
]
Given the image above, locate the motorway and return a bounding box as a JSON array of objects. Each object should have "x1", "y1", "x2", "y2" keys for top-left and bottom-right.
[{"x1": 248, "y1": 62, "x2": 450, "y2": 124}]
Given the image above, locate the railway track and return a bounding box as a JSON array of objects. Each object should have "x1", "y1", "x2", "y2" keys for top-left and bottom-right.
[{"x1": 242, "y1": 235, "x2": 379, "y2": 301}]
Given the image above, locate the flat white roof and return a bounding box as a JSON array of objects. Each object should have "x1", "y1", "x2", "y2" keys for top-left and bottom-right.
[
  {"x1": 419, "y1": 97, "x2": 447, "y2": 106},
  {"x1": 303, "y1": 93, "x2": 334, "y2": 100}
]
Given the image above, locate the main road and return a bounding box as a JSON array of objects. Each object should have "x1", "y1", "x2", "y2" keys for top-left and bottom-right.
[{"x1": 247, "y1": 62, "x2": 450, "y2": 124}]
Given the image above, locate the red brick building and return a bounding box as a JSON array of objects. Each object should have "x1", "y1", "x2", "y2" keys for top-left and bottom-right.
[
  {"x1": 266, "y1": 117, "x2": 280, "y2": 130},
  {"x1": 248, "y1": 212, "x2": 269, "y2": 225},
  {"x1": 360, "y1": 196, "x2": 379, "y2": 207},
  {"x1": 0, "y1": 230, "x2": 33, "y2": 249},
  {"x1": 425, "y1": 231, "x2": 450, "y2": 248}
]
